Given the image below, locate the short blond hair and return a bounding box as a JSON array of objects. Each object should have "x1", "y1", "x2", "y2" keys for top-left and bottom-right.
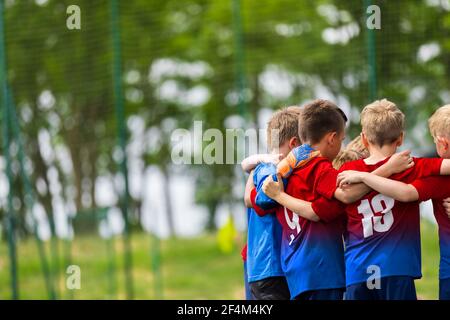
[
  {"x1": 360, "y1": 99, "x2": 405, "y2": 147},
  {"x1": 267, "y1": 106, "x2": 302, "y2": 151},
  {"x1": 332, "y1": 135, "x2": 369, "y2": 169},
  {"x1": 428, "y1": 105, "x2": 450, "y2": 139}
]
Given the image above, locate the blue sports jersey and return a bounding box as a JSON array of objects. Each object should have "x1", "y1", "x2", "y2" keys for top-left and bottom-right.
[
  {"x1": 246, "y1": 163, "x2": 284, "y2": 282},
  {"x1": 254, "y1": 162, "x2": 279, "y2": 210},
  {"x1": 340, "y1": 157, "x2": 443, "y2": 287}
]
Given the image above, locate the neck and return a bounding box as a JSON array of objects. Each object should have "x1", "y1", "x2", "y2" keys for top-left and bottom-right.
[
  {"x1": 310, "y1": 142, "x2": 330, "y2": 160},
  {"x1": 365, "y1": 143, "x2": 398, "y2": 164}
]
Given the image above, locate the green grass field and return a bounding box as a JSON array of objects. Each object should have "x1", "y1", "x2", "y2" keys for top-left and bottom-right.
[{"x1": 0, "y1": 220, "x2": 442, "y2": 300}]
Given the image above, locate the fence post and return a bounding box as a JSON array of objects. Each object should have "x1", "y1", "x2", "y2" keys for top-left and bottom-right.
[
  {"x1": 232, "y1": 0, "x2": 248, "y2": 119},
  {"x1": 364, "y1": 0, "x2": 378, "y2": 101},
  {"x1": 8, "y1": 87, "x2": 56, "y2": 300},
  {"x1": 110, "y1": 0, "x2": 134, "y2": 300},
  {"x1": 0, "y1": 0, "x2": 18, "y2": 300}
]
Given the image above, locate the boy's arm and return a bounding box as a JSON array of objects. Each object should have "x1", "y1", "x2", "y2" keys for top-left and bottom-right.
[
  {"x1": 244, "y1": 171, "x2": 254, "y2": 208},
  {"x1": 334, "y1": 150, "x2": 414, "y2": 204},
  {"x1": 444, "y1": 198, "x2": 450, "y2": 217},
  {"x1": 336, "y1": 171, "x2": 419, "y2": 202},
  {"x1": 262, "y1": 174, "x2": 319, "y2": 221},
  {"x1": 249, "y1": 188, "x2": 276, "y2": 217},
  {"x1": 263, "y1": 175, "x2": 345, "y2": 222},
  {"x1": 241, "y1": 154, "x2": 282, "y2": 173},
  {"x1": 440, "y1": 159, "x2": 450, "y2": 175},
  {"x1": 273, "y1": 193, "x2": 319, "y2": 222}
]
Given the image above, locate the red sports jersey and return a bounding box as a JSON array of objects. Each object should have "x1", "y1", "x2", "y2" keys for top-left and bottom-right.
[
  {"x1": 340, "y1": 157, "x2": 443, "y2": 286},
  {"x1": 411, "y1": 176, "x2": 450, "y2": 280},
  {"x1": 241, "y1": 244, "x2": 247, "y2": 261},
  {"x1": 274, "y1": 157, "x2": 344, "y2": 239},
  {"x1": 270, "y1": 157, "x2": 346, "y2": 298}
]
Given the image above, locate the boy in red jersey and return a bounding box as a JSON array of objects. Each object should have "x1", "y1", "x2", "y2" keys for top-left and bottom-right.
[
  {"x1": 337, "y1": 104, "x2": 450, "y2": 300},
  {"x1": 263, "y1": 99, "x2": 450, "y2": 300},
  {"x1": 252, "y1": 99, "x2": 410, "y2": 300}
]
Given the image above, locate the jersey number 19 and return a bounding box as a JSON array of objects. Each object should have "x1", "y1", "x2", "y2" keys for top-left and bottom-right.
[{"x1": 357, "y1": 194, "x2": 395, "y2": 238}]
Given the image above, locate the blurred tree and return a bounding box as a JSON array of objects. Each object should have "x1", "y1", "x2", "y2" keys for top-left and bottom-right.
[{"x1": 2, "y1": 0, "x2": 450, "y2": 237}]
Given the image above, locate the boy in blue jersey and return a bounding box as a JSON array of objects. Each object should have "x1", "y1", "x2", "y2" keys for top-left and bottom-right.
[{"x1": 241, "y1": 107, "x2": 302, "y2": 300}]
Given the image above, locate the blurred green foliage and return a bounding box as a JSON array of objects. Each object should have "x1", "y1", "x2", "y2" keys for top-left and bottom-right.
[{"x1": 1, "y1": 0, "x2": 449, "y2": 234}]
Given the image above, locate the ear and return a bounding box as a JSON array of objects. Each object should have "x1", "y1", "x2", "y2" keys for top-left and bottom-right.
[
  {"x1": 437, "y1": 136, "x2": 449, "y2": 151},
  {"x1": 289, "y1": 137, "x2": 300, "y2": 148},
  {"x1": 361, "y1": 132, "x2": 370, "y2": 148},
  {"x1": 327, "y1": 132, "x2": 337, "y2": 145},
  {"x1": 396, "y1": 132, "x2": 404, "y2": 147}
]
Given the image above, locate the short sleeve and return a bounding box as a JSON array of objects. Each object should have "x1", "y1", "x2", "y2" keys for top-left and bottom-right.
[
  {"x1": 411, "y1": 176, "x2": 450, "y2": 201},
  {"x1": 315, "y1": 162, "x2": 339, "y2": 200},
  {"x1": 413, "y1": 157, "x2": 443, "y2": 179},
  {"x1": 337, "y1": 161, "x2": 350, "y2": 173},
  {"x1": 250, "y1": 188, "x2": 274, "y2": 216},
  {"x1": 240, "y1": 244, "x2": 247, "y2": 261},
  {"x1": 253, "y1": 163, "x2": 277, "y2": 190},
  {"x1": 311, "y1": 197, "x2": 346, "y2": 223}
]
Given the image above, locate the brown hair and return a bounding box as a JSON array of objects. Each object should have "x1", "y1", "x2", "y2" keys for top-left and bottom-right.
[
  {"x1": 299, "y1": 99, "x2": 347, "y2": 144},
  {"x1": 360, "y1": 99, "x2": 405, "y2": 147},
  {"x1": 428, "y1": 104, "x2": 450, "y2": 139},
  {"x1": 332, "y1": 135, "x2": 369, "y2": 169},
  {"x1": 267, "y1": 106, "x2": 302, "y2": 151}
]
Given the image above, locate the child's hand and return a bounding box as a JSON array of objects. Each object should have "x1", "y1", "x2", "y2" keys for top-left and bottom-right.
[
  {"x1": 262, "y1": 174, "x2": 284, "y2": 200},
  {"x1": 443, "y1": 198, "x2": 450, "y2": 218},
  {"x1": 387, "y1": 150, "x2": 414, "y2": 174},
  {"x1": 336, "y1": 170, "x2": 367, "y2": 188}
]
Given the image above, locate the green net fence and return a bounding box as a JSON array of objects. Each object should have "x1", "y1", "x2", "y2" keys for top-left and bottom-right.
[{"x1": 0, "y1": 0, "x2": 449, "y2": 299}]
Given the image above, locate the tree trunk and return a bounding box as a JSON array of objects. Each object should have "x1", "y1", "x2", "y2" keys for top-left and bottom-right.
[
  {"x1": 206, "y1": 201, "x2": 218, "y2": 231},
  {"x1": 161, "y1": 166, "x2": 175, "y2": 236}
]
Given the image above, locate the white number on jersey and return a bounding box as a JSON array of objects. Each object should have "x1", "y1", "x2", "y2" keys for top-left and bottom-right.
[
  {"x1": 284, "y1": 206, "x2": 301, "y2": 245},
  {"x1": 357, "y1": 194, "x2": 395, "y2": 238}
]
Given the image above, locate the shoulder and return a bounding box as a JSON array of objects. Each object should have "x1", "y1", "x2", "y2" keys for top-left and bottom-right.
[
  {"x1": 288, "y1": 157, "x2": 331, "y2": 181},
  {"x1": 301, "y1": 156, "x2": 331, "y2": 171},
  {"x1": 254, "y1": 162, "x2": 276, "y2": 174},
  {"x1": 253, "y1": 162, "x2": 276, "y2": 185},
  {"x1": 339, "y1": 159, "x2": 365, "y2": 172},
  {"x1": 412, "y1": 157, "x2": 443, "y2": 167},
  {"x1": 292, "y1": 157, "x2": 338, "y2": 186}
]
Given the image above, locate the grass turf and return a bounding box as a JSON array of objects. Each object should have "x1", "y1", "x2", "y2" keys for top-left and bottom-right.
[{"x1": 0, "y1": 220, "x2": 441, "y2": 299}]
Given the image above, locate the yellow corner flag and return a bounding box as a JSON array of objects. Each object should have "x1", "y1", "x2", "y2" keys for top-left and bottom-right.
[{"x1": 217, "y1": 215, "x2": 237, "y2": 254}]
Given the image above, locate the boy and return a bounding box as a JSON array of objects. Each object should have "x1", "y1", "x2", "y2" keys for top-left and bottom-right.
[
  {"x1": 337, "y1": 104, "x2": 450, "y2": 299},
  {"x1": 329, "y1": 99, "x2": 450, "y2": 300},
  {"x1": 242, "y1": 107, "x2": 302, "y2": 300},
  {"x1": 253, "y1": 99, "x2": 409, "y2": 300}
]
